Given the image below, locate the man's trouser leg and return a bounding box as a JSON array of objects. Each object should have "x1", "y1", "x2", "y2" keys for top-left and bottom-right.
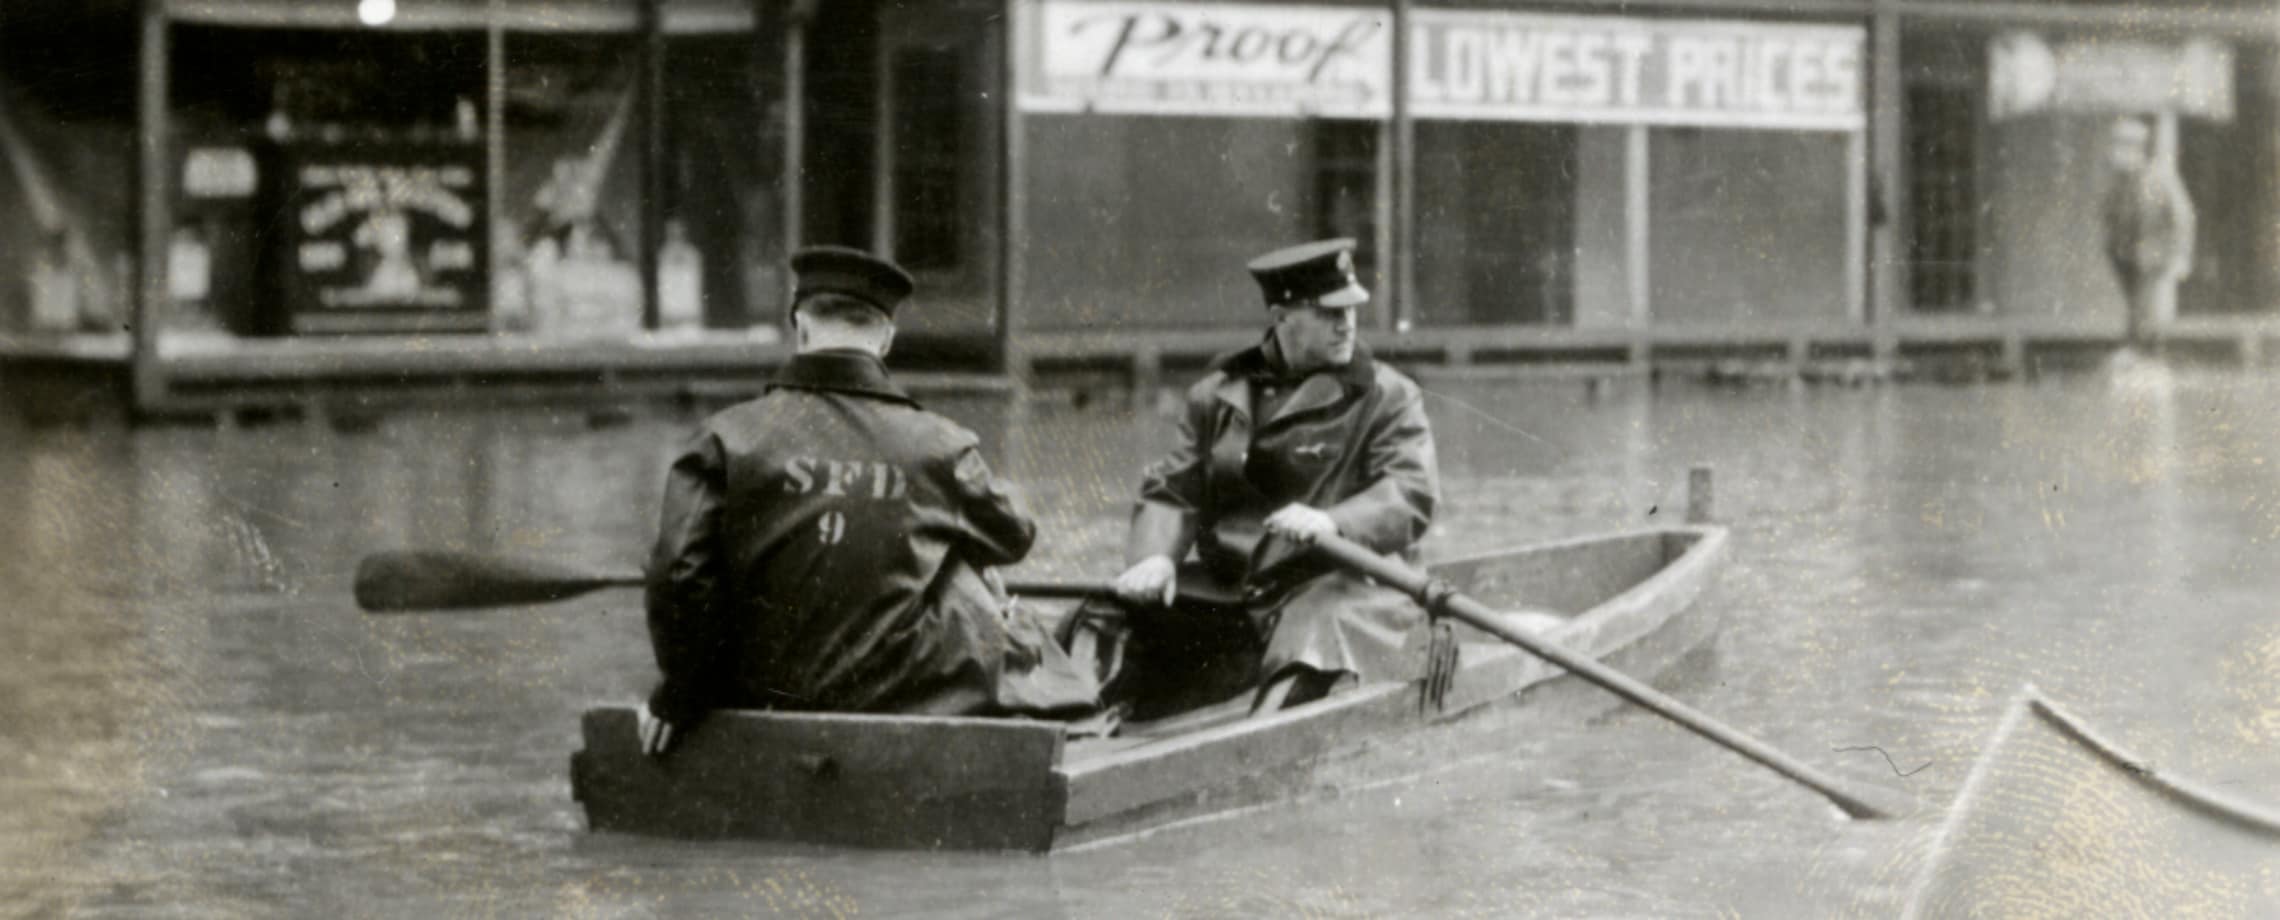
[{"x1": 2113, "y1": 260, "x2": 2149, "y2": 347}]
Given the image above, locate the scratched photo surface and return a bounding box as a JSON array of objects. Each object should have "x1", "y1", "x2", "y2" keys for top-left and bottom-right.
[{"x1": 4, "y1": 1, "x2": 2278, "y2": 917}]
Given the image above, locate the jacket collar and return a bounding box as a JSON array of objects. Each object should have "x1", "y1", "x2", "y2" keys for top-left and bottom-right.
[
  {"x1": 766, "y1": 349, "x2": 918, "y2": 407},
  {"x1": 1208, "y1": 334, "x2": 1376, "y2": 421}
]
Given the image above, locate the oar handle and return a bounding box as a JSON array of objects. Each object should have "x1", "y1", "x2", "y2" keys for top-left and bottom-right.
[
  {"x1": 1310, "y1": 533, "x2": 1908, "y2": 821},
  {"x1": 355, "y1": 547, "x2": 1112, "y2": 613},
  {"x1": 407, "y1": 571, "x2": 1110, "y2": 601},
  {"x1": 1007, "y1": 581, "x2": 1112, "y2": 600}
]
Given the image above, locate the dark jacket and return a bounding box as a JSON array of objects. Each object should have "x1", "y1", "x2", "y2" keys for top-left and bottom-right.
[
  {"x1": 644, "y1": 350, "x2": 1040, "y2": 723},
  {"x1": 1131, "y1": 340, "x2": 1438, "y2": 589}
]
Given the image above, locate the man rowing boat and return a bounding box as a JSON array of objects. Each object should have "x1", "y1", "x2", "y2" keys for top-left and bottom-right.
[
  {"x1": 1080, "y1": 239, "x2": 1441, "y2": 717},
  {"x1": 636, "y1": 247, "x2": 1097, "y2": 755}
]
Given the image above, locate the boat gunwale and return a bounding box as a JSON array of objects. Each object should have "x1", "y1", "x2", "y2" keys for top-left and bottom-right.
[
  {"x1": 1050, "y1": 524, "x2": 1728, "y2": 829},
  {"x1": 1428, "y1": 523, "x2": 1725, "y2": 585},
  {"x1": 1060, "y1": 524, "x2": 1728, "y2": 771}
]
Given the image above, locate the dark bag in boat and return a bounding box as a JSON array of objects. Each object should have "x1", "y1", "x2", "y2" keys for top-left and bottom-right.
[{"x1": 1055, "y1": 565, "x2": 1271, "y2": 725}]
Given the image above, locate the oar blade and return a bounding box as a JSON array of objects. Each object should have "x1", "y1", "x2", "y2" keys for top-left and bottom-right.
[{"x1": 354, "y1": 550, "x2": 636, "y2": 612}]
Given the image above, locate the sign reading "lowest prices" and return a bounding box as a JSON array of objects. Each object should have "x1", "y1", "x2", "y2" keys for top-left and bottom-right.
[
  {"x1": 1018, "y1": 2, "x2": 1865, "y2": 131},
  {"x1": 1411, "y1": 11, "x2": 1863, "y2": 130}
]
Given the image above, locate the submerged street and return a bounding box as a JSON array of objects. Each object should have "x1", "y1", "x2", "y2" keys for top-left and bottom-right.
[{"x1": 5, "y1": 368, "x2": 2279, "y2": 917}]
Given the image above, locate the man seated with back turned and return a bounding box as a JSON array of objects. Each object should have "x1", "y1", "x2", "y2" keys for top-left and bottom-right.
[
  {"x1": 1080, "y1": 238, "x2": 1441, "y2": 718},
  {"x1": 636, "y1": 246, "x2": 1098, "y2": 756}
]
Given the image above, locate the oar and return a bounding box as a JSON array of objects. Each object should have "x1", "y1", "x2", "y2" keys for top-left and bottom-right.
[
  {"x1": 1308, "y1": 532, "x2": 1912, "y2": 821},
  {"x1": 353, "y1": 549, "x2": 1110, "y2": 613}
]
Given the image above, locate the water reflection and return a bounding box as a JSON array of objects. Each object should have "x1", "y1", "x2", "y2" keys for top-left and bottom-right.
[{"x1": 4, "y1": 371, "x2": 2279, "y2": 915}]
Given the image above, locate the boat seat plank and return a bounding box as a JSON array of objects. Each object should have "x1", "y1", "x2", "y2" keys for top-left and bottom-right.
[{"x1": 1059, "y1": 682, "x2": 1415, "y2": 827}]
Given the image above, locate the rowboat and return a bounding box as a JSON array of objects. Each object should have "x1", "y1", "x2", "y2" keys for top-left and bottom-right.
[
  {"x1": 568, "y1": 523, "x2": 1729, "y2": 851},
  {"x1": 1902, "y1": 686, "x2": 2280, "y2": 917}
]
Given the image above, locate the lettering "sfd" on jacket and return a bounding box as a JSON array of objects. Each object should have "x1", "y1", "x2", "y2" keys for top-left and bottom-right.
[{"x1": 783, "y1": 457, "x2": 910, "y2": 499}]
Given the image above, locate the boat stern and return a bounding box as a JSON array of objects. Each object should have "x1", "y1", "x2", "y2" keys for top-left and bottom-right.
[{"x1": 571, "y1": 707, "x2": 1070, "y2": 851}]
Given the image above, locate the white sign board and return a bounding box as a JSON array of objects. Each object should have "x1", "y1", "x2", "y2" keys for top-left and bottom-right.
[
  {"x1": 183, "y1": 147, "x2": 259, "y2": 199},
  {"x1": 1410, "y1": 11, "x2": 1863, "y2": 130},
  {"x1": 1989, "y1": 32, "x2": 2234, "y2": 122},
  {"x1": 1017, "y1": 1, "x2": 1393, "y2": 118},
  {"x1": 1018, "y1": 3, "x2": 1863, "y2": 130}
]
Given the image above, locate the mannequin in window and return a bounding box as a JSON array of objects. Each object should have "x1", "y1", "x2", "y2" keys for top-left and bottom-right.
[{"x1": 2101, "y1": 116, "x2": 2196, "y2": 352}]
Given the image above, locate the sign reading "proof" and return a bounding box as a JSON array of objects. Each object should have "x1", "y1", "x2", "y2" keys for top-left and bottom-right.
[{"x1": 1018, "y1": 1, "x2": 1393, "y2": 118}]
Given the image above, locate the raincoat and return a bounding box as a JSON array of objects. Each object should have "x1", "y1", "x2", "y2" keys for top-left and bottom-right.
[
  {"x1": 1115, "y1": 338, "x2": 1439, "y2": 704},
  {"x1": 643, "y1": 350, "x2": 1097, "y2": 725}
]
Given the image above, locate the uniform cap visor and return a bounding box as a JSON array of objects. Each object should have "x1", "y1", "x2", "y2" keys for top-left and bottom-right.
[{"x1": 1315, "y1": 282, "x2": 1371, "y2": 309}]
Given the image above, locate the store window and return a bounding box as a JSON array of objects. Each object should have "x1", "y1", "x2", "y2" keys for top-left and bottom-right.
[
  {"x1": 500, "y1": 33, "x2": 643, "y2": 338},
  {"x1": 1414, "y1": 121, "x2": 1578, "y2": 326},
  {"x1": 1404, "y1": 10, "x2": 1865, "y2": 328},
  {"x1": 0, "y1": 16, "x2": 134, "y2": 337},
  {"x1": 872, "y1": 1, "x2": 1004, "y2": 336},
  {"x1": 665, "y1": 32, "x2": 777, "y2": 330},
  {"x1": 2176, "y1": 47, "x2": 2278, "y2": 316},
  {"x1": 889, "y1": 45, "x2": 968, "y2": 274},
  {"x1": 1907, "y1": 81, "x2": 1981, "y2": 312},
  {"x1": 1314, "y1": 120, "x2": 1379, "y2": 284},
  {"x1": 170, "y1": 25, "x2": 490, "y2": 338},
  {"x1": 1021, "y1": 115, "x2": 1355, "y2": 330},
  {"x1": 1918, "y1": 27, "x2": 2276, "y2": 320},
  {"x1": 1011, "y1": 1, "x2": 1390, "y2": 332},
  {"x1": 1648, "y1": 127, "x2": 1851, "y2": 323}
]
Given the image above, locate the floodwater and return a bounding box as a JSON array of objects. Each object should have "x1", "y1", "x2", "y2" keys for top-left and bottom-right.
[{"x1": 5, "y1": 366, "x2": 2278, "y2": 917}]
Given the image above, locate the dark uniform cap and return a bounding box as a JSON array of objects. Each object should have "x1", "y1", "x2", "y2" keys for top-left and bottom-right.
[
  {"x1": 1246, "y1": 238, "x2": 1369, "y2": 309},
  {"x1": 791, "y1": 246, "x2": 916, "y2": 316}
]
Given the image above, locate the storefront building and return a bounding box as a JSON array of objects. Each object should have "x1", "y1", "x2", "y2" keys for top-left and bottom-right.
[
  {"x1": 2, "y1": 1, "x2": 2276, "y2": 417},
  {"x1": 2, "y1": 0, "x2": 900, "y2": 416},
  {"x1": 1018, "y1": 2, "x2": 1869, "y2": 334},
  {"x1": 1899, "y1": 6, "x2": 2277, "y2": 328},
  {"x1": 1011, "y1": 0, "x2": 2278, "y2": 372}
]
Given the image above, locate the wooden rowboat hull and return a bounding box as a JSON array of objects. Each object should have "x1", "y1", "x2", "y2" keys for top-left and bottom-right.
[{"x1": 570, "y1": 524, "x2": 1728, "y2": 851}]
